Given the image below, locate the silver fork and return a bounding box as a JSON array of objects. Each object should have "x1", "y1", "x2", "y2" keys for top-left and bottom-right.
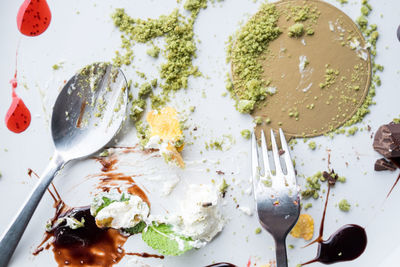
[{"x1": 251, "y1": 129, "x2": 300, "y2": 267}]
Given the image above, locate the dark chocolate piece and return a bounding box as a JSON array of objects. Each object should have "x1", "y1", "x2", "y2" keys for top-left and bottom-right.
[
  {"x1": 373, "y1": 123, "x2": 400, "y2": 158},
  {"x1": 375, "y1": 158, "x2": 397, "y2": 171}
]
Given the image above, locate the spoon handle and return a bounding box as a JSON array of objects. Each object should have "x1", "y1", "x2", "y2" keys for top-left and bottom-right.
[{"x1": 0, "y1": 153, "x2": 64, "y2": 267}]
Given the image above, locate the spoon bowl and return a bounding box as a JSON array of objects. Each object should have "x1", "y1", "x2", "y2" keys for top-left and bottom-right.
[
  {"x1": 0, "y1": 62, "x2": 128, "y2": 266},
  {"x1": 52, "y1": 62, "x2": 128, "y2": 160}
]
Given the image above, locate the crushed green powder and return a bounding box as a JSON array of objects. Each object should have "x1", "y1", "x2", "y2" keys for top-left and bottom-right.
[
  {"x1": 338, "y1": 199, "x2": 351, "y2": 212},
  {"x1": 253, "y1": 116, "x2": 263, "y2": 125},
  {"x1": 227, "y1": 3, "x2": 281, "y2": 114},
  {"x1": 301, "y1": 171, "x2": 346, "y2": 200},
  {"x1": 339, "y1": 0, "x2": 382, "y2": 131},
  {"x1": 241, "y1": 129, "x2": 251, "y2": 140},
  {"x1": 111, "y1": 0, "x2": 211, "y2": 143},
  {"x1": 146, "y1": 45, "x2": 160, "y2": 58},
  {"x1": 227, "y1": 3, "x2": 320, "y2": 114},
  {"x1": 52, "y1": 62, "x2": 64, "y2": 70},
  {"x1": 288, "y1": 23, "x2": 304, "y2": 37},
  {"x1": 308, "y1": 141, "x2": 316, "y2": 150},
  {"x1": 319, "y1": 67, "x2": 339, "y2": 89},
  {"x1": 304, "y1": 203, "x2": 312, "y2": 210}
]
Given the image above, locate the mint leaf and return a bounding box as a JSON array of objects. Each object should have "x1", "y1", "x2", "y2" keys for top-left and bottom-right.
[
  {"x1": 142, "y1": 223, "x2": 193, "y2": 256},
  {"x1": 120, "y1": 193, "x2": 130, "y2": 202},
  {"x1": 124, "y1": 221, "x2": 147, "y2": 235}
]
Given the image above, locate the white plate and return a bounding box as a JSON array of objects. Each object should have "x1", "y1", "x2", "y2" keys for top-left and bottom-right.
[{"x1": 1, "y1": 0, "x2": 400, "y2": 266}]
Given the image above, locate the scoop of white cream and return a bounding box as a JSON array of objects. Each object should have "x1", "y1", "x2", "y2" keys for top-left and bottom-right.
[
  {"x1": 169, "y1": 184, "x2": 224, "y2": 246},
  {"x1": 95, "y1": 195, "x2": 149, "y2": 229}
]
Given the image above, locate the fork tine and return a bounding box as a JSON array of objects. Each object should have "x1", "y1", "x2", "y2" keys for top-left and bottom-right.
[
  {"x1": 279, "y1": 128, "x2": 296, "y2": 185},
  {"x1": 251, "y1": 132, "x2": 259, "y2": 197},
  {"x1": 260, "y1": 130, "x2": 271, "y2": 177},
  {"x1": 270, "y1": 129, "x2": 283, "y2": 177}
]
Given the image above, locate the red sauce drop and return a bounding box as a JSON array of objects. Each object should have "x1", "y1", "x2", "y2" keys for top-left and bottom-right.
[
  {"x1": 17, "y1": 0, "x2": 51, "y2": 36},
  {"x1": 5, "y1": 72, "x2": 31, "y2": 133}
]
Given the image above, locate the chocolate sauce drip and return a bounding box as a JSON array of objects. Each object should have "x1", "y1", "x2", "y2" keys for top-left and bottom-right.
[
  {"x1": 48, "y1": 207, "x2": 127, "y2": 266},
  {"x1": 126, "y1": 252, "x2": 164, "y2": 259},
  {"x1": 205, "y1": 263, "x2": 237, "y2": 267},
  {"x1": 95, "y1": 155, "x2": 118, "y2": 172},
  {"x1": 302, "y1": 184, "x2": 367, "y2": 265},
  {"x1": 310, "y1": 224, "x2": 367, "y2": 264}
]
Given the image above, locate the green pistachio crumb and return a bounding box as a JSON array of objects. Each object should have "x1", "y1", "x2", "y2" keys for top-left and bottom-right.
[
  {"x1": 338, "y1": 199, "x2": 351, "y2": 212},
  {"x1": 304, "y1": 203, "x2": 312, "y2": 210},
  {"x1": 52, "y1": 62, "x2": 64, "y2": 70},
  {"x1": 253, "y1": 116, "x2": 263, "y2": 125},
  {"x1": 241, "y1": 129, "x2": 251, "y2": 140},
  {"x1": 288, "y1": 23, "x2": 304, "y2": 37},
  {"x1": 308, "y1": 141, "x2": 316, "y2": 150},
  {"x1": 99, "y1": 150, "x2": 109, "y2": 157},
  {"x1": 255, "y1": 227, "x2": 262, "y2": 234},
  {"x1": 138, "y1": 83, "x2": 152, "y2": 98},
  {"x1": 227, "y1": 3, "x2": 281, "y2": 113},
  {"x1": 146, "y1": 45, "x2": 160, "y2": 58}
]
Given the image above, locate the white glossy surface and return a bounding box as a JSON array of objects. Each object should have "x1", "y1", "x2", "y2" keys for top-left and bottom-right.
[{"x1": 0, "y1": 0, "x2": 400, "y2": 266}]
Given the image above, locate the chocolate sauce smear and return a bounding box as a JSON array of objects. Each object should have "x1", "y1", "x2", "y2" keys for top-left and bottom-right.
[
  {"x1": 205, "y1": 263, "x2": 237, "y2": 267},
  {"x1": 46, "y1": 206, "x2": 127, "y2": 267},
  {"x1": 302, "y1": 181, "x2": 367, "y2": 265},
  {"x1": 303, "y1": 224, "x2": 367, "y2": 265}
]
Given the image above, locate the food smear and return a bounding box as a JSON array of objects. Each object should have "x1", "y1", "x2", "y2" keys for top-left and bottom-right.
[
  {"x1": 290, "y1": 213, "x2": 314, "y2": 241},
  {"x1": 302, "y1": 182, "x2": 367, "y2": 265},
  {"x1": 33, "y1": 167, "x2": 159, "y2": 266},
  {"x1": 46, "y1": 206, "x2": 127, "y2": 267},
  {"x1": 146, "y1": 107, "x2": 185, "y2": 167},
  {"x1": 17, "y1": 0, "x2": 51, "y2": 36},
  {"x1": 5, "y1": 71, "x2": 31, "y2": 133}
]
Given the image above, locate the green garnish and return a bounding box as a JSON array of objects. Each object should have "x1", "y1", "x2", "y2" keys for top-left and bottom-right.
[
  {"x1": 124, "y1": 221, "x2": 147, "y2": 235},
  {"x1": 142, "y1": 223, "x2": 193, "y2": 256},
  {"x1": 219, "y1": 178, "x2": 229, "y2": 196}
]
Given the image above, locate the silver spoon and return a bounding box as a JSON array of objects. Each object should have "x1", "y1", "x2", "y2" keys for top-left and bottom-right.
[{"x1": 0, "y1": 62, "x2": 128, "y2": 267}]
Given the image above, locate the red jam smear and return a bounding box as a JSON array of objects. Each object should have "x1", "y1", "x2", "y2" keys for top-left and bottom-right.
[
  {"x1": 17, "y1": 0, "x2": 51, "y2": 36},
  {"x1": 5, "y1": 72, "x2": 31, "y2": 133}
]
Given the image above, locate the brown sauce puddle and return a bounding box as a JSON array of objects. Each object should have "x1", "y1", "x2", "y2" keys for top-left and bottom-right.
[
  {"x1": 301, "y1": 172, "x2": 367, "y2": 265},
  {"x1": 31, "y1": 147, "x2": 162, "y2": 266}
]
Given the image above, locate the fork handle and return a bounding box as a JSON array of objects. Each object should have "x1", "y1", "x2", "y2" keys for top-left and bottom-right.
[{"x1": 275, "y1": 238, "x2": 288, "y2": 267}]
